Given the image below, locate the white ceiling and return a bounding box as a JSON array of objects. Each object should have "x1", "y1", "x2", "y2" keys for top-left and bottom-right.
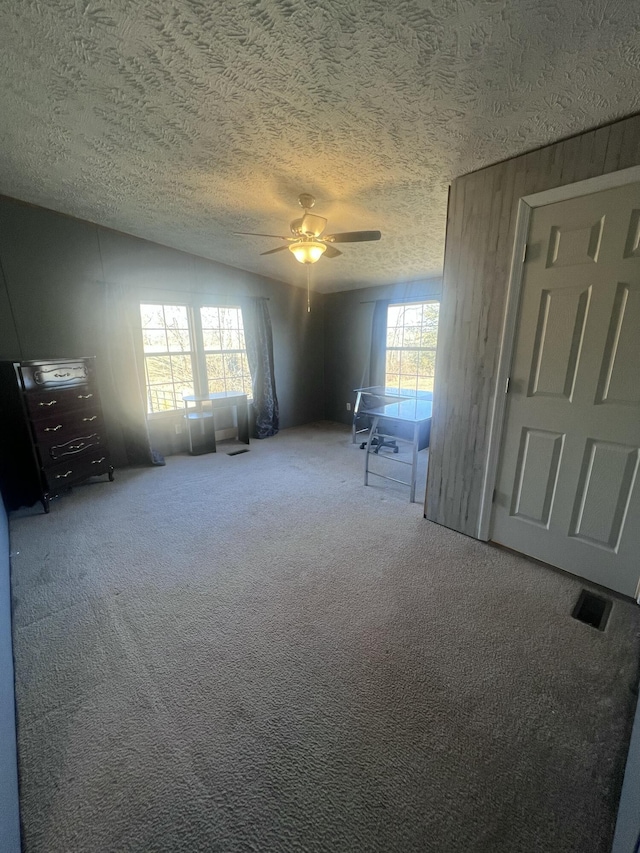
[{"x1": 0, "y1": 1, "x2": 638, "y2": 293}]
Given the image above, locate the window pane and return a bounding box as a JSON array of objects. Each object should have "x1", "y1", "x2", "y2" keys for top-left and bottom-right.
[
  {"x1": 166, "y1": 328, "x2": 191, "y2": 352},
  {"x1": 387, "y1": 305, "x2": 403, "y2": 327},
  {"x1": 386, "y1": 350, "x2": 401, "y2": 374},
  {"x1": 145, "y1": 355, "x2": 173, "y2": 385},
  {"x1": 398, "y1": 304, "x2": 423, "y2": 326},
  {"x1": 148, "y1": 384, "x2": 179, "y2": 412},
  {"x1": 142, "y1": 330, "x2": 167, "y2": 353},
  {"x1": 418, "y1": 351, "x2": 436, "y2": 376},
  {"x1": 423, "y1": 303, "x2": 440, "y2": 326},
  {"x1": 202, "y1": 330, "x2": 222, "y2": 350},
  {"x1": 420, "y1": 329, "x2": 438, "y2": 347},
  {"x1": 386, "y1": 328, "x2": 401, "y2": 348},
  {"x1": 218, "y1": 307, "x2": 237, "y2": 329},
  {"x1": 206, "y1": 354, "x2": 224, "y2": 379},
  {"x1": 402, "y1": 325, "x2": 422, "y2": 347},
  {"x1": 208, "y1": 378, "x2": 226, "y2": 394},
  {"x1": 170, "y1": 355, "x2": 193, "y2": 385},
  {"x1": 399, "y1": 350, "x2": 418, "y2": 374},
  {"x1": 398, "y1": 374, "x2": 419, "y2": 394},
  {"x1": 417, "y1": 375, "x2": 434, "y2": 393},
  {"x1": 223, "y1": 353, "x2": 245, "y2": 391},
  {"x1": 163, "y1": 305, "x2": 189, "y2": 329},
  {"x1": 221, "y1": 329, "x2": 243, "y2": 350},
  {"x1": 200, "y1": 306, "x2": 220, "y2": 328},
  {"x1": 140, "y1": 304, "x2": 165, "y2": 329},
  {"x1": 386, "y1": 373, "x2": 399, "y2": 392}
]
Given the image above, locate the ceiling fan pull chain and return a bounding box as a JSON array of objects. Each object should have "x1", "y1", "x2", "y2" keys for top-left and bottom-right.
[{"x1": 307, "y1": 265, "x2": 311, "y2": 313}]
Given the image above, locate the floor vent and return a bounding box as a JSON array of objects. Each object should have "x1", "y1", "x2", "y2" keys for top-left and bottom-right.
[
  {"x1": 572, "y1": 590, "x2": 612, "y2": 631},
  {"x1": 227, "y1": 448, "x2": 250, "y2": 456}
]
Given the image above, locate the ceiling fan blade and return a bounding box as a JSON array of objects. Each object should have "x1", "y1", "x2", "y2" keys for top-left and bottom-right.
[
  {"x1": 233, "y1": 231, "x2": 291, "y2": 240},
  {"x1": 300, "y1": 213, "x2": 327, "y2": 238},
  {"x1": 325, "y1": 230, "x2": 382, "y2": 243},
  {"x1": 323, "y1": 245, "x2": 342, "y2": 259},
  {"x1": 260, "y1": 245, "x2": 290, "y2": 256}
]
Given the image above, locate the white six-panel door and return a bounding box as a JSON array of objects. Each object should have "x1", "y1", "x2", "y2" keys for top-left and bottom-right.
[{"x1": 492, "y1": 182, "x2": 640, "y2": 597}]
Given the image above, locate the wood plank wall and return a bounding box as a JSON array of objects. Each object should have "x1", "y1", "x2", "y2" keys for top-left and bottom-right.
[{"x1": 425, "y1": 114, "x2": 640, "y2": 538}]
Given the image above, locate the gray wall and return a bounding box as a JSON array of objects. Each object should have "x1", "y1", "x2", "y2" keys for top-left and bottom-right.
[
  {"x1": 426, "y1": 113, "x2": 640, "y2": 537},
  {"x1": 0, "y1": 497, "x2": 21, "y2": 853},
  {"x1": 0, "y1": 196, "x2": 325, "y2": 463},
  {"x1": 323, "y1": 278, "x2": 442, "y2": 426}
]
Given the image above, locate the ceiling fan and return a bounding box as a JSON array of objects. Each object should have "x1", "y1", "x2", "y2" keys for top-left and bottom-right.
[{"x1": 234, "y1": 193, "x2": 382, "y2": 264}]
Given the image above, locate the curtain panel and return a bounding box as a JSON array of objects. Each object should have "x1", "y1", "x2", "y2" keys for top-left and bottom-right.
[
  {"x1": 242, "y1": 297, "x2": 279, "y2": 438},
  {"x1": 103, "y1": 282, "x2": 157, "y2": 466},
  {"x1": 369, "y1": 299, "x2": 390, "y2": 388}
]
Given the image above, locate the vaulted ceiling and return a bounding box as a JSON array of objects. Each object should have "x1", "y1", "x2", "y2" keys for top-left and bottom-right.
[{"x1": 0, "y1": 1, "x2": 638, "y2": 292}]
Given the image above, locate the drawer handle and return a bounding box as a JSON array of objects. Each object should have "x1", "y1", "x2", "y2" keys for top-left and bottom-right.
[
  {"x1": 82, "y1": 416, "x2": 97, "y2": 422},
  {"x1": 77, "y1": 393, "x2": 93, "y2": 399},
  {"x1": 91, "y1": 457, "x2": 106, "y2": 464},
  {"x1": 44, "y1": 424, "x2": 63, "y2": 432},
  {"x1": 55, "y1": 470, "x2": 73, "y2": 479},
  {"x1": 68, "y1": 443, "x2": 85, "y2": 450},
  {"x1": 39, "y1": 400, "x2": 57, "y2": 407},
  {"x1": 54, "y1": 371, "x2": 71, "y2": 378}
]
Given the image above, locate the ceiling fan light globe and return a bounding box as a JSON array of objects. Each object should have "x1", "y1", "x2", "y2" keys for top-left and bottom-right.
[{"x1": 289, "y1": 241, "x2": 327, "y2": 264}]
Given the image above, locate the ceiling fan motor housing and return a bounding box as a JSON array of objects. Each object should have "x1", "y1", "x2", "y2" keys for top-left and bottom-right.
[{"x1": 298, "y1": 193, "x2": 315, "y2": 210}]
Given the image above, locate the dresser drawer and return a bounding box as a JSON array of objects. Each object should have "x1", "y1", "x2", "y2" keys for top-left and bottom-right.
[
  {"x1": 39, "y1": 432, "x2": 103, "y2": 467},
  {"x1": 25, "y1": 385, "x2": 99, "y2": 420},
  {"x1": 32, "y1": 409, "x2": 103, "y2": 447},
  {"x1": 20, "y1": 360, "x2": 92, "y2": 391},
  {"x1": 44, "y1": 451, "x2": 111, "y2": 491}
]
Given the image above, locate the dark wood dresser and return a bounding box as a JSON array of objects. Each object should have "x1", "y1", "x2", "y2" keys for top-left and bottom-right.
[{"x1": 0, "y1": 357, "x2": 114, "y2": 513}]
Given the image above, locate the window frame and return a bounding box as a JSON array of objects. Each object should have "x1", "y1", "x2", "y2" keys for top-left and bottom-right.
[
  {"x1": 384, "y1": 300, "x2": 439, "y2": 395},
  {"x1": 139, "y1": 303, "x2": 197, "y2": 416},
  {"x1": 139, "y1": 300, "x2": 252, "y2": 419},
  {"x1": 198, "y1": 305, "x2": 252, "y2": 399}
]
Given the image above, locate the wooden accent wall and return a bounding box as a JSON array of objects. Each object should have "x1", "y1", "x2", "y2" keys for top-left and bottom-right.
[{"x1": 425, "y1": 114, "x2": 640, "y2": 537}]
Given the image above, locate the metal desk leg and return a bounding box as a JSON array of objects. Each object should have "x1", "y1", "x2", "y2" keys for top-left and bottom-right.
[
  {"x1": 410, "y1": 421, "x2": 419, "y2": 503},
  {"x1": 352, "y1": 390, "x2": 362, "y2": 443},
  {"x1": 364, "y1": 416, "x2": 379, "y2": 487}
]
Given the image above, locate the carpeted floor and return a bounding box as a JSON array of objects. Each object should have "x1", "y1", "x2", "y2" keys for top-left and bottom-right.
[{"x1": 9, "y1": 422, "x2": 640, "y2": 852}]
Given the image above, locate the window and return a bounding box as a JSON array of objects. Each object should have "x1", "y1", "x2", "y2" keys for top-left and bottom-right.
[
  {"x1": 385, "y1": 301, "x2": 439, "y2": 394},
  {"x1": 140, "y1": 304, "x2": 195, "y2": 413},
  {"x1": 140, "y1": 302, "x2": 251, "y2": 415},
  {"x1": 200, "y1": 306, "x2": 252, "y2": 396}
]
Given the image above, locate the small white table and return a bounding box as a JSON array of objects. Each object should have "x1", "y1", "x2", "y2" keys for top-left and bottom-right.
[{"x1": 182, "y1": 392, "x2": 250, "y2": 455}]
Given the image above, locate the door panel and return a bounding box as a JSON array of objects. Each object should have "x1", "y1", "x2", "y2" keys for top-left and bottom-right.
[
  {"x1": 528, "y1": 286, "x2": 591, "y2": 399},
  {"x1": 596, "y1": 282, "x2": 640, "y2": 406},
  {"x1": 492, "y1": 181, "x2": 640, "y2": 597},
  {"x1": 569, "y1": 441, "x2": 639, "y2": 550},
  {"x1": 511, "y1": 428, "x2": 564, "y2": 526}
]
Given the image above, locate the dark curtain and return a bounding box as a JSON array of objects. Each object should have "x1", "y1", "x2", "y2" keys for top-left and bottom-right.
[
  {"x1": 243, "y1": 297, "x2": 279, "y2": 438},
  {"x1": 103, "y1": 282, "x2": 159, "y2": 465},
  {"x1": 369, "y1": 299, "x2": 390, "y2": 388}
]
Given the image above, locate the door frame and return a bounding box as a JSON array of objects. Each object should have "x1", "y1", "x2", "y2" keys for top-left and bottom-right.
[{"x1": 477, "y1": 164, "x2": 640, "y2": 545}]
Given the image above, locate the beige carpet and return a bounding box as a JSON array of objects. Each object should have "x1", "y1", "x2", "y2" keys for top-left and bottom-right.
[{"x1": 9, "y1": 422, "x2": 640, "y2": 852}]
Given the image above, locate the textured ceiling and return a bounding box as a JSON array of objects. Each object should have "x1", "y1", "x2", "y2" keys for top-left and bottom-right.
[{"x1": 0, "y1": 1, "x2": 638, "y2": 293}]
